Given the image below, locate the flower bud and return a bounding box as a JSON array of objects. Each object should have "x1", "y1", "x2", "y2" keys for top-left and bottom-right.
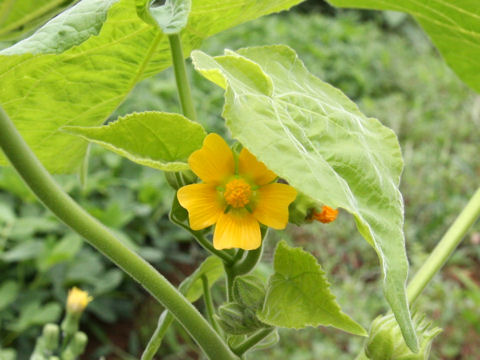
[
  {"x1": 216, "y1": 302, "x2": 265, "y2": 335},
  {"x1": 310, "y1": 205, "x2": 338, "y2": 224},
  {"x1": 61, "y1": 332, "x2": 88, "y2": 360},
  {"x1": 288, "y1": 192, "x2": 317, "y2": 226},
  {"x1": 233, "y1": 275, "x2": 266, "y2": 310},
  {"x1": 66, "y1": 287, "x2": 92, "y2": 315},
  {"x1": 364, "y1": 313, "x2": 441, "y2": 360},
  {"x1": 42, "y1": 324, "x2": 60, "y2": 352},
  {"x1": 62, "y1": 288, "x2": 92, "y2": 338}
]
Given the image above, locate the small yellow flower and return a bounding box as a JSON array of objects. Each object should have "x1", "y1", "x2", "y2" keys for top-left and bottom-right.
[
  {"x1": 177, "y1": 134, "x2": 297, "y2": 250},
  {"x1": 311, "y1": 205, "x2": 338, "y2": 224},
  {"x1": 66, "y1": 287, "x2": 92, "y2": 313}
]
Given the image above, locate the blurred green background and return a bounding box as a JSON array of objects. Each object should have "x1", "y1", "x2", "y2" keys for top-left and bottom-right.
[{"x1": 1, "y1": 1, "x2": 479, "y2": 359}]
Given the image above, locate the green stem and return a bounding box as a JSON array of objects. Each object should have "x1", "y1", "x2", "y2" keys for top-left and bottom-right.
[
  {"x1": 232, "y1": 249, "x2": 245, "y2": 264},
  {"x1": 231, "y1": 228, "x2": 267, "y2": 276},
  {"x1": 0, "y1": 107, "x2": 237, "y2": 360},
  {"x1": 201, "y1": 275, "x2": 221, "y2": 333},
  {"x1": 168, "y1": 34, "x2": 197, "y2": 121},
  {"x1": 407, "y1": 187, "x2": 480, "y2": 304},
  {"x1": 231, "y1": 328, "x2": 274, "y2": 356},
  {"x1": 169, "y1": 206, "x2": 234, "y2": 264},
  {"x1": 223, "y1": 229, "x2": 267, "y2": 301},
  {"x1": 141, "y1": 310, "x2": 175, "y2": 360},
  {"x1": 224, "y1": 265, "x2": 235, "y2": 302}
]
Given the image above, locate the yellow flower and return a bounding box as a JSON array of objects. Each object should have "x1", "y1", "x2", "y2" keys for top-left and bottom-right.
[
  {"x1": 66, "y1": 287, "x2": 92, "y2": 314},
  {"x1": 177, "y1": 134, "x2": 297, "y2": 250}
]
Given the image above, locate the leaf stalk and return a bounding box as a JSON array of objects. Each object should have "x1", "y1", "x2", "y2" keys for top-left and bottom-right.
[{"x1": 407, "y1": 187, "x2": 480, "y2": 303}]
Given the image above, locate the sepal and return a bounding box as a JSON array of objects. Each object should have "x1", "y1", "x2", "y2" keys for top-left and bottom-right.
[
  {"x1": 233, "y1": 275, "x2": 266, "y2": 310},
  {"x1": 364, "y1": 313, "x2": 441, "y2": 360}
]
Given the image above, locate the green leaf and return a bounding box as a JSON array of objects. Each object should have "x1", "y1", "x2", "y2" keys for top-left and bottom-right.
[
  {"x1": 0, "y1": 280, "x2": 19, "y2": 311},
  {"x1": 191, "y1": 45, "x2": 417, "y2": 350},
  {"x1": 2, "y1": 0, "x2": 119, "y2": 54},
  {"x1": 64, "y1": 112, "x2": 206, "y2": 171},
  {"x1": 9, "y1": 301, "x2": 62, "y2": 332},
  {"x1": 327, "y1": 0, "x2": 480, "y2": 93},
  {"x1": 0, "y1": 0, "x2": 75, "y2": 41},
  {"x1": 179, "y1": 256, "x2": 224, "y2": 302},
  {"x1": 0, "y1": 0, "x2": 304, "y2": 173},
  {"x1": 257, "y1": 241, "x2": 366, "y2": 336},
  {"x1": 37, "y1": 233, "x2": 83, "y2": 272},
  {"x1": 136, "y1": 0, "x2": 191, "y2": 34},
  {"x1": 1, "y1": 240, "x2": 45, "y2": 262}
]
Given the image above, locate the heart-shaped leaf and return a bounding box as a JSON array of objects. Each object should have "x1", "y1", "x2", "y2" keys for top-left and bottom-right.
[
  {"x1": 64, "y1": 111, "x2": 206, "y2": 171},
  {"x1": 192, "y1": 45, "x2": 417, "y2": 350},
  {"x1": 258, "y1": 241, "x2": 366, "y2": 336}
]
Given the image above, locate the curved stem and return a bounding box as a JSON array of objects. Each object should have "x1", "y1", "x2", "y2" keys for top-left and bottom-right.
[
  {"x1": 0, "y1": 107, "x2": 237, "y2": 360},
  {"x1": 169, "y1": 206, "x2": 234, "y2": 264},
  {"x1": 231, "y1": 328, "x2": 274, "y2": 356},
  {"x1": 407, "y1": 187, "x2": 480, "y2": 304},
  {"x1": 230, "y1": 228, "x2": 267, "y2": 276},
  {"x1": 231, "y1": 249, "x2": 245, "y2": 264},
  {"x1": 168, "y1": 34, "x2": 197, "y2": 122},
  {"x1": 141, "y1": 311, "x2": 174, "y2": 360},
  {"x1": 223, "y1": 229, "x2": 267, "y2": 302}
]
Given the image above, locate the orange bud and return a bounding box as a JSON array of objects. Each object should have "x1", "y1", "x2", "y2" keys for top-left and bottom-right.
[{"x1": 311, "y1": 205, "x2": 338, "y2": 223}]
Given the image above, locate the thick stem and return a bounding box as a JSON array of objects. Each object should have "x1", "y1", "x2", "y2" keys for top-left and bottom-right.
[
  {"x1": 201, "y1": 275, "x2": 221, "y2": 333},
  {"x1": 141, "y1": 311, "x2": 174, "y2": 360},
  {"x1": 168, "y1": 34, "x2": 197, "y2": 122},
  {"x1": 407, "y1": 187, "x2": 480, "y2": 303},
  {"x1": 0, "y1": 108, "x2": 237, "y2": 360},
  {"x1": 231, "y1": 328, "x2": 274, "y2": 356}
]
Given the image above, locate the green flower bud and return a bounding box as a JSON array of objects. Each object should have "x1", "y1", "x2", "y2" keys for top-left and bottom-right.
[
  {"x1": 165, "y1": 171, "x2": 197, "y2": 190},
  {"x1": 364, "y1": 313, "x2": 441, "y2": 360},
  {"x1": 164, "y1": 172, "x2": 181, "y2": 190},
  {"x1": 233, "y1": 275, "x2": 266, "y2": 310},
  {"x1": 70, "y1": 332, "x2": 88, "y2": 356},
  {"x1": 216, "y1": 302, "x2": 266, "y2": 335},
  {"x1": 288, "y1": 192, "x2": 317, "y2": 226},
  {"x1": 42, "y1": 324, "x2": 59, "y2": 352},
  {"x1": 61, "y1": 332, "x2": 88, "y2": 360}
]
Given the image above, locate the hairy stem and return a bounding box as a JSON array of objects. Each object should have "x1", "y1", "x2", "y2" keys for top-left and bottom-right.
[
  {"x1": 201, "y1": 275, "x2": 221, "y2": 333},
  {"x1": 0, "y1": 107, "x2": 237, "y2": 360},
  {"x1": 168, "y1": 34, "x2": 197, "y2": 122},
  {"x1": 231, "y1": 328, "x2": 274, "y2": 356},
  {"x1": 141, "y1": 311, "x2": 174, "y2": 360},
  {"x1": 407, "y1": 187, "x2": 480, "y2": 303}
]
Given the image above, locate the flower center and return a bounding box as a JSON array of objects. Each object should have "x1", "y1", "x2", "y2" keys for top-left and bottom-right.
[{"x1": 224, "y1": 178, "x2": 252, "y2": 208}]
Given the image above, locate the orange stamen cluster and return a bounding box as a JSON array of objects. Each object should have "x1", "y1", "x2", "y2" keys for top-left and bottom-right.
[
  {"x1": 224, "y1": 178, "x2": 252, "y2": 208},
  {"x1": 312, "y1": 205, "x2": 338, "y2": 223}
]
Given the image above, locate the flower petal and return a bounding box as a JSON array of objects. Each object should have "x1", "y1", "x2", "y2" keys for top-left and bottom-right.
[
  {"x1": 213, "y1": 211, "x2": 261, "y2": 250},
  {"x1": 238, "y1": 148, "x2": 276, "y2": 186},
  {"x1": 189, "y1": 133, "x2": 234, "y2": 184},
  {"x1": 177, "y1": 183, "x2": 224, "y2": 230},
  {"x1": 252, "y1": 183, "x2": 297, "y2": 229}
]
